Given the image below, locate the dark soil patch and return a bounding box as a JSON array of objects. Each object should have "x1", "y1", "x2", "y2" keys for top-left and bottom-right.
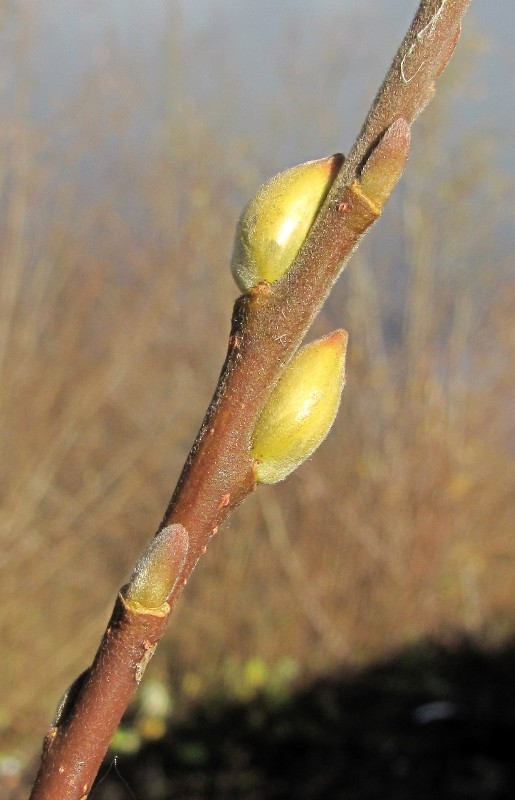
[{"x1": 92, "y1": 638, "x2": 515, "y2": 799}]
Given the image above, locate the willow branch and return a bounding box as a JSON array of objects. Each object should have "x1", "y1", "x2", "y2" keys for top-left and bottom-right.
[
  {"x1": 29, "y1": 2, "x2": 471, "y2": 798},
  {"x1": 161, "y1": 0, "x2": 471, "y2": 598}
]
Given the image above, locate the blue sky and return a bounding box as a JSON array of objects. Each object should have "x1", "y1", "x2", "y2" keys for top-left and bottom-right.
[{"x1": 2, "y1": 1, "x2": 513, "y2": 209}]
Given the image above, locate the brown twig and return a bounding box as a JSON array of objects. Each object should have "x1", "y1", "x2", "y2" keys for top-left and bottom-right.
[
  {"x1": 29, "y1": 597, "x2": 170, "y2": 800},
  {"x1": 29, "y1": 2, "x2": 471, "y2": 797}
]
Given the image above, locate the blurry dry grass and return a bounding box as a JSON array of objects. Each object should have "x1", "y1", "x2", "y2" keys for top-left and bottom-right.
[{"x1": 1, "y1": 4, "x2": 514, "y2": 781}]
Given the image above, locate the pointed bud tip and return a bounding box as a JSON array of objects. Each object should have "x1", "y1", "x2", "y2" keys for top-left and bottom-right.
[
  {"x1": 318, "y1": 152, "x2": 345, "y2": 179},
  {"x1": 324, "y1": 328, "x2": 348, "y2": 351}
]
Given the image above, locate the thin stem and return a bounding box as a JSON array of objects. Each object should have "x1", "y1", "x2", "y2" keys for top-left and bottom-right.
[
  {"x1": 29, "y1": 2, "x2": 472, "y2": 797},
  {"x1": 29, "y1": 596, "x2": 170, "y2": 800}
]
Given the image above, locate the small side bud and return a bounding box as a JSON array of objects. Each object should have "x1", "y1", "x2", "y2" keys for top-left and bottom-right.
[
  {"x1": 125, "y1": 524, "x2": 189, "y2": 609},
  {"x1": 252, "y1": 330, "x2": 347, "y2": 484},
  {"x1": 231, "y1": 154, "x2": 343, "y2": 292},
  {"x1": 359, "y1": 118, "x2": 411, "y2": 210}
]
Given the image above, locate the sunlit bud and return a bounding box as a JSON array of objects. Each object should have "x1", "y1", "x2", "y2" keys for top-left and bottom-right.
[
  {"x1": 125, "y1": 524, "x2": 189, "y2": 609},
  {"x1": 358, "y1": 118, "x2": 411, "y2": 211},
  {"x1": 252, "y1": 330, "x2": 347, "y2": 484},
  {"x1": 231, "y1": 154, "x2": 343, "y2": 291}
]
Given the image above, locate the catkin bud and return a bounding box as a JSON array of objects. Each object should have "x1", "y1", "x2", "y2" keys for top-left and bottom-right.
[
  {"x1": 252, "y1": 330, "x2": 347, "y2": 484},
  {"x1": 231, "y1": 154, "x2": 343, "y2": 292},
  {"x1": 358, "y1": 118, "x2": 410, "y2": 211},
  {"x1": 125, "y1": 524, "x2": 189, "y2": 609}
]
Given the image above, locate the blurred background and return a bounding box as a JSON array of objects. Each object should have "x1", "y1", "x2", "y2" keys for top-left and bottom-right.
[{"x1": 1, "y1": 0, "x2": 514, "y2": 796}]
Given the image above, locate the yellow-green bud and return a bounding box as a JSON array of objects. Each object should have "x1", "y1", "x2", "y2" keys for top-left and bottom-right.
[
  {"x1": 252, "y1": 330, "x2": 347, "y2": 484},
  {"x1": 125, "y1": 524, "x2": 189, "y2": 609},
  {"x1": 358, "y1": 118, "x2": 411, "y2": 211},
  {"x1": 231, "y1": 154, "x2": 343, "y2": 292}
]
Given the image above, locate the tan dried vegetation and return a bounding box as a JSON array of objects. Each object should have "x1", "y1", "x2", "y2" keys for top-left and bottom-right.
[{"x1": 0, "y1": 4, "x2": 513, "y2": 766}]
